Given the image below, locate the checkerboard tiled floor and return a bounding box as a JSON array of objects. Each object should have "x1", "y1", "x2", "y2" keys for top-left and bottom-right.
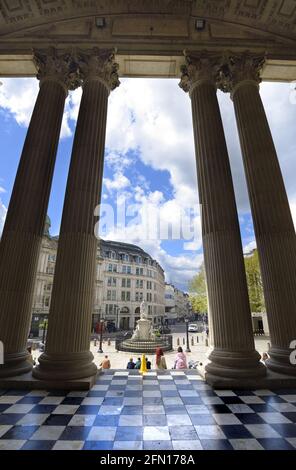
[{"x1": 1, "y1": 370, "x2": 296, "y2": 450}]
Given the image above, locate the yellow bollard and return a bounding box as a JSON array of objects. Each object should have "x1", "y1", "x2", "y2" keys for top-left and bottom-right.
[{"x1": 139, "y1": 354, "x2": 148, "y2": 374}]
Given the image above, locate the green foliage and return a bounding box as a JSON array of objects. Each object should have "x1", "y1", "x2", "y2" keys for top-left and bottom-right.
[
  {"x1": 189, "y1": 264, "x2": 208, "y2": 314},
  {"x1": 244, "y1": 249, "x2": 265, "y2": 312},
  {"x1": 188, "y1": 250, "x2": 265, "y2": 314}
]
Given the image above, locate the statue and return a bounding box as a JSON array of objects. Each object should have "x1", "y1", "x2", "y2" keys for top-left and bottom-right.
[
  {"x1": 140, "y1": 300, "x2": 148, "y2": 319},
  {"x1": 131, "y1": 300, "x2": 155, "y2": 341}
]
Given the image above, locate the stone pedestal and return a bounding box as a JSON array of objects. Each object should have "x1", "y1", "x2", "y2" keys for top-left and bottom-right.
[
  {"x1": 217, "y1": 53, "x2": 296, "y2": 376},
  {"x1": 33, "y1": 50, "x2": 120, "y2": 382},
  {"x1": 0, "y1": 50, "x2": 78, "y2": 378},
  {"x1": 179, "y1": 54, "x2": 265, "y2": 385}
]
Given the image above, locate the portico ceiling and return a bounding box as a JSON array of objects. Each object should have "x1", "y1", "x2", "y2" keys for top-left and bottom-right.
[{"x1": 0, "y1": 0, "x2": 296, "y2": 80}]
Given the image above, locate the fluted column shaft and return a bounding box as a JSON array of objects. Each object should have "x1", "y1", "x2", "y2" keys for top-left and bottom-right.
[
  {"x1": 229, "y1": 69, "x2": 296, "y2": 376},
  {"x1": 33, "y1": 50, "x2": 120, "y2": 381},
  {"x1": 179, "y1": 55, "x2": 265, "y2": 382},
  {"x1": 0, "y1": 50, "x2": 76, "y2": 378}
]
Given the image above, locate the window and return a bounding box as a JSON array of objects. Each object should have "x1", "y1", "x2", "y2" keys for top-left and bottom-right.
[
  {"x1": 135, "y1": 292, "x2": 143, "y2": 302},
  {"x1": 44, "y1": 297, "x2": 50, "y2": 307},
  {"x1": 107, "y1": 290, "x2": 111, "y2": 300},
  {"x1": 106, "y1": 304, "x2": 115, "y2": 315},
  {"x1": 147, "y1": 269, "x2": 152, "y2": 277},
  {"x1": 46, "y1": 267, "x2": 54, "y2": 274},
  {"x1": 136, "y1": 279, "x2": 143, "y2": 288},
  {"x1": 108, "y1": 264, "x2": 112, "y2": 272},
  {"x1": 108, "y1": 277, "x2": 116, "y2": 286},
  {"x1": 121, "y1": 291, "x2": 131, "y2": 301},
  {"x1": 48, "y1": 254, "x2": 56, "y2": 262},
  {"x1": 111, "y1": 291, "x2": 116, "y2": 301},
  {"x1": 122, "y1": 278, "x2": 131, "y2": 288},
  {"x1": 44, "y1": 284, "x2": 52, "y2": 291},
  {"x1": 122, "y1": 265, "x2": 131, "y2": 274},
  {"x1": 136, "y1": 267, "x2": 143, "y2": 276},
  {"x1": 147, "y1": 281, "x2": 152, "y2": 289}
]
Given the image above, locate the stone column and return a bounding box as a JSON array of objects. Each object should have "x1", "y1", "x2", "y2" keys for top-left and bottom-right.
[
  {"x1": 0, "y1": 50, "x2": 79, "y2": 378},
  {"x1": 217, "y1": 53, "x2": 296, "y2": 376},
  {"x1": 33, "y1": 50, "x2": 120, "y2": 382},
  {"x1": 179, "y1": 54, "x2": 265, "y2": 384}
]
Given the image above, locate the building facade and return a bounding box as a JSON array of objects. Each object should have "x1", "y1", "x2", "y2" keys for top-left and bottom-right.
[
  {"x1": 165, "y1": 283, "x2": 192, "y2": 324},
  {"x1": 30, "y1": 220, "x2": 166, "y2": 336}
]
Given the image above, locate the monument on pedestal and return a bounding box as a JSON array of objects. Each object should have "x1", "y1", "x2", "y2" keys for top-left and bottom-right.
[{"x1": 119, "y1": 301, "x2": 172, "y2": 353}]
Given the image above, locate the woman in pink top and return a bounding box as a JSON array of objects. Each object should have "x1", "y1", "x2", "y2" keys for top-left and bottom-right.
[{"x1": 174, "y1": 346, "x2": 188, "y2": 369}]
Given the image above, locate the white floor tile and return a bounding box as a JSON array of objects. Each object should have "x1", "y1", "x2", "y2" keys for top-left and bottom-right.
[
  {"x1": 143, "y1": 426, "x2": 170, "y2": 441},
  {"x1": 87, "y1": 426, "x2": 116, "y2": 441},
  {"x1": 53, "y1": 440, "x2": 84, "y2": 450},
  {"x1": 30, "y1": 425, "x2": 65, "y2": 441},
  {"x1": 230, "y1": 439, "x2": 264, "y2": 450},
  {"x1": 195, "y1": 425, "x2": 226, "y2": 440}
]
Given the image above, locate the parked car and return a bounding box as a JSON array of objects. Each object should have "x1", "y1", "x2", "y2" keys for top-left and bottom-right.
[{"x1": 188, "y1": 324, "x2": 199, "y2": 332}]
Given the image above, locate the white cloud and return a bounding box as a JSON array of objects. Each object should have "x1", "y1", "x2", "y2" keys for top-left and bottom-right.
[
  {"x1": 104, "y1": 172, "x2": 131, "y2": 191},
  {"x1": 243, "y1": 240, "x2": 257, "y2": 254},
  {"x1": 0, "y1": 77, "x2": 78, "y2": 139}
]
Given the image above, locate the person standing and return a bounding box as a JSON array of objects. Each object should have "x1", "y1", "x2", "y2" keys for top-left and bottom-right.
[{"x1": 155, "y1": 347, "x2": 167, "y2": 370}]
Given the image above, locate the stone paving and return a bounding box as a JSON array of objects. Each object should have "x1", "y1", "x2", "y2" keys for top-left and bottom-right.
[{"x1": 0, "y1": 369, "x2": 296, "y2": 451}]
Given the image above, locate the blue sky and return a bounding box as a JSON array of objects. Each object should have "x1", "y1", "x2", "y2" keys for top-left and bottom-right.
[{"x1": 0, "y1": 77, "x2": 296, "y2": 291}]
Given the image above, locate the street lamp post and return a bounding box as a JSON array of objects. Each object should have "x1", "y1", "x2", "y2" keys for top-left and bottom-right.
[
  {"x1": 98, "y1": 318, "x2": 104, "y2": 354},
  {"x1": 185, "y1": 318, "x2": 191, "y2": 353},
  {"x1": 116, "y1": 306, "x2": 120, "y2": 330},
  {"x1": 96, "y1": 308, "x2": 103, "y2": 353},
  {"x1": 42, "y1": 318, "x2": 48, "y2": 344}
]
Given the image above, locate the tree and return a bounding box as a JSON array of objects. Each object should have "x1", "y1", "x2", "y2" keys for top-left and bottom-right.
[
  {"x1": 188, "y1": 263, "x2": 208, "y2": 314},
  {"x1": 244, "y1": 249, "x2": 265, "y2": 312}
]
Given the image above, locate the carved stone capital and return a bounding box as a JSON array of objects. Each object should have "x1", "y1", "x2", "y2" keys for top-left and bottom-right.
[
  {"x1": 179, "y1": 52, "x2": 219, "y2": 96},
  {"x1": 33, "y1": 48, "x2": 81, "y2": 93},
  {"x1": 215, "y1": 52, "x2": 266, "y2": 96},
  {"x1": 76, "y1": 48, "x2": 120, "y2": 93}
]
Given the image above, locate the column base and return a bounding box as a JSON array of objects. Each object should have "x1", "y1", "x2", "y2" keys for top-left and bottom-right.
[
  {"x1": 266, "y1": 347, "x2": 296, "y2": 376},
  {"x1": 33, "y1": 350, "x2": 97, "y2": 381},
  {"x1": 0, "y1": 351, "x2": 32, "y2": 378},
  {"x1": 205, "y1": 348, "x2": 266, "y2": 380}
]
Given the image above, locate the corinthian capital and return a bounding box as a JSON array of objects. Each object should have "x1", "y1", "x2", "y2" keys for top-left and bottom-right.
[
  {"x1": 33, "y1": 48, "x2": 81, "y2": 93},
  {"x1": 179, "y1": 52, "x2": 219, "y2": 95},
  {"x1": 215, "y1": 52, "x2": 266, "y2": 95},
  {"x1": 76, "y1": 48, "x2": 120, "y2": 93}
]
